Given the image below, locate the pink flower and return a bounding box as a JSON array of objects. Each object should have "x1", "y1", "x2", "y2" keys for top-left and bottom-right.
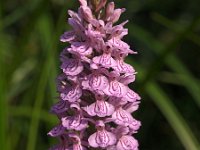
[
  {"x1": 68, "y1": 133, "x2": 87, "y2": 150},
  {"x1": 110, "y1": 38, "x2": 136, "y2": 56},
  {"x1": 104, "y1": 79, "x2": 128, "y2": 97},
  {"x1": 60, "y1": 85, "x2": 82, "y2": 102},
  {"x1": 112, "y1": 107, "x2": 141, "y2": 131},
  {"x1": 60, "y1": 58, "x2": 84, "y2": 76},
  {"x1": 60, "y1": 31, "x2": 76, "y2": 43},
  {"x1": 119, "y1": 73, "x2": 136, "y2": 85},
  {"x1": 110, "y1": 8, "x2": 126, "y2": 23},
  {"x1": 81, "y1": 72, "x2": 109, "y2": 93},
  {"x1": 69, "y1": 42, "x2": 92, "y2": 57},
  {"x1": 117, "y1": 135, "x2": 139, "y2": 150},
  {"x1": 49, "y1": 0, "x2": 141, "y2": 149},
  {"x1": 49, "y1": 145, "x2": 69, "y2": 150},
  {"x1": 62, "y1": 114, "x2": 88, "y2": 131},
  {"x1": 83, "y1": 98, "x2": 114, "y2": 117},
  {"x1": 79, "y1": 5, "x2": 94, "y2": 22},
  {"x1": 109, "y1": 23, "x2": 128, "y2": 39},
  {"x1": 123, "y1": 88, "x2": 141, "y2": 102},
  {"x1": 61, "y1": 102, "x2": 88, "y2": 131},
  {"x1": 91, "y1": 53, "x2": 117, "y2": 69},
  {"x1": 48, "y1": 124, "x2": 65, "y2": 137},
  {"x1": 88, "y1": 121, "x2": 117, "y2": 148},
  {"x1": 50, "y1": 100, "x2": 70, "y2": 114}
]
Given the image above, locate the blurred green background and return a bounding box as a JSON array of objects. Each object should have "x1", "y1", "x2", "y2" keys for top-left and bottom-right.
[{"x1": 0, "y1": 0, "x2": 200, "y2": 149}]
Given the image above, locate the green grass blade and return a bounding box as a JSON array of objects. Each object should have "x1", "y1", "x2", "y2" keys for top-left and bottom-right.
[
  {"x1": 127, "y1": 23, "x2": 200, "y2": 149},
  {"x1": 127, "y1": 60, "x2": 200, "y2": 149},
  {"x1": 135, "y1": 16, "x2": 200, "y2": 87},
  {"x1": 26, "y1": 14, "x2": 53, "y2": 150},
  {"x1": 159, "y1": 71, "x2": 200, "y2": 90},
  {"x1": 0, "y1": 3, "x2": 8, "y2": 147},
  {"x1": 26, "y1": 58, "x2": 50, "y2": 150},
  {"x1": 9, "y1": 106, "x2": 57, "y2": 124},
  {"x1": 152, "y1": 13, "x2": 200, "y2": 48},
  {"x1": 8, "y1": 59, "x2": 37, "y2": 100},
  {"x1": 27, "y1": 3, "x2": 71, "y2": 149},
  {"x1": 146, "y1": 82, "x2": 200, "y2": 150},
  {"x1": 47, "y1": 4, "x2": 69, "y2": 106},
  {"x1": 128, "y1": 23, "x2": 200, "y2": 108},
  {"x1": 2, "y1": 0, "x2": 44, "y2": 28},
  {"x1": 0, "y1": 48, "x2": 7, "y2": 150}
]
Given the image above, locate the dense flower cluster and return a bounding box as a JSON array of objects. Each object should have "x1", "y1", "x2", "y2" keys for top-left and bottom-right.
[{"x1": 48, "y1": 0, "x2": 141, "y2": 149}]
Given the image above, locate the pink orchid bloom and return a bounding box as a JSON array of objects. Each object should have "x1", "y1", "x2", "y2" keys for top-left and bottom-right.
[
  {"x1": 88, "y1": 121, "x2": 117, "y2": 148},
  {"x1": 49, "y1": 0, "x2": 141, "y2": 149}
]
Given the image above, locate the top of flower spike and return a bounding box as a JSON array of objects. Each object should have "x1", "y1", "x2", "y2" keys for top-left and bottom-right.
[
  {"x1": 78, "y1": 0, "x2": 126, "y2": 23},
  {"x1": 79, "y1": 0, "x2": 88, "y2": 6}
]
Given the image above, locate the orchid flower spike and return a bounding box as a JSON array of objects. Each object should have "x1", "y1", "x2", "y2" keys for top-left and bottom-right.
[{"x1": 48, "y1": 0, "x2": 141, "y2": 149}]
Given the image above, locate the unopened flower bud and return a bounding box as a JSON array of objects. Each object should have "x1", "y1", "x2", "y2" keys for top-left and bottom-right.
[
  {"x1": 80, "y1": 6, "x2": 94, "y2": 22},
  {"x1": 110, "y1": 8, "x2": 126, "y2": 23},
  {"x1": 105, "y1": 2, "x2": 115, "y2": 21},
  {"x1": 79, "y1": 0, "x2": 87, "y2": 6},
  {"x1": 96, "y1": 0, "x2": 107, "y2": 12}
]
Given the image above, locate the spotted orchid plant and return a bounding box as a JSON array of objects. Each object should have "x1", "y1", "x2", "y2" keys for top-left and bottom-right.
[{"x1": 48, "y1": 0, "x2": 141, "y2": 149}]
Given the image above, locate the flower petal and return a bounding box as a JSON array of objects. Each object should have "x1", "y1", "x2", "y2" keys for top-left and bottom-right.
[
  {"x1": 113, "y1": 59, "x2": 135, "y2": 74},
  {"x1": 129, "y1": 120, "x2": 141, "y2": 131},
  {"x1": 49, "y1": 145, "x2": 69, "y2": 150},
  {"x1": 117, "y1": 135, "x2": 139, "y2": 150},
  {"x1": 119, "y1": 74, "x2": 135, "y2": 85},
  {"x1": 112, "y1": 108, "x2": 133, "y2": 126},
  {"x1": 112, "y1": 108, "x2": 141, "y2": 131},
  {"x1": 88, "y1": 132, "x2": 99, "y2": 148},
  {"x1": 114, "y1": 126, "x2": 129, "y2": 138},
  {"x1": 69, "y1": 42, "x2": 93, "y2": 56},
  {"x1": 88, "y1": 130, "x2": 116, "y2": 148},
  {"x1": 48, "y1": 125, "x2": 65, "y2": 137},
  {"x1": 105, "y1": 2, "x2": 115, "y2": 21},
  {"x1": 92, "y1": 53, "x2": 117, "y2": 69},
  {"x1": 104, "y1": 80, "x2": 127, "y2": 97},
  {"x1": 60, "y1": 86, "x2": 82, "y2": 102},
  {"x1": 123, "y1": 101, "x2": 140, "y2": 113},
  {"x1": 82, "y1": 73, "x2": 109, "y2": 93},
  {"x1": 61, "y1": 59, "x2": 83, "y2": 76},
  {"x1": 82, "y1": 104, "x2": 96, "y2": 117},
  {"x1": 83, "y1": 100, "x2": 114, "y2": 117},
  {"x1": 109, "y1": 38, "x2": 136, "y2": 55},
  {"x1": 79, "y1": 0, "x2": 87, "y2": 6},
  {"x1": 50, "y1": 100, "x2": 70, "y2": 114},
  {"x1": 68, "y1": 134, "x2": 87, "y2": 150},
  {"x1": 123, "y1": 88, "x2": 141, "y2": 102},
  {"x1": 89, "y1": 74, "x2": 108, "y2": 91},
  {"x1": 80, "y1": 6, "x2": 94, "y2": 22},
  {"x1": 60, "y1": 31, "x2": 75, "y2": 43},
  {"x1": 72, "y1": 145, "x2": 86, "y2": 150},
  {"x1": 62, "y1": 115, "x2": 88, "y2": 131}
]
